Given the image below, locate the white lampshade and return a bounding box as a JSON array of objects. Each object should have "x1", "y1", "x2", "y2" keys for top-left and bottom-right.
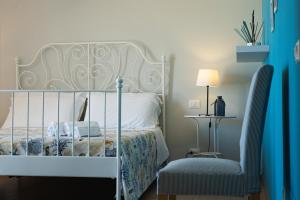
[{"x1": 196, "y1": 69, "x2": 220, "y2": 87}]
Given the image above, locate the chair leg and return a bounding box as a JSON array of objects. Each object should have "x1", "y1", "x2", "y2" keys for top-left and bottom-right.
[
  {"x1": 157, "y1": 195, "x2": 176, "y2": 200},
  {"x1": 248, "y1": 192, "x2": 260, "y2": 200}
]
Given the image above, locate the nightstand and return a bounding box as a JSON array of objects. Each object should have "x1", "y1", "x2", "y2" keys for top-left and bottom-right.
[{"x1": 184, "y1": 115, "x2": 236, "y2": 158}]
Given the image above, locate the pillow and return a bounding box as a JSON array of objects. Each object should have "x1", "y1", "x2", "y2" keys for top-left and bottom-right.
[
  {"x1": 84, "y1": 93, "x2": 161, "y2": 129},
  {"x1": 2, "y1": 92, "x2": 86, "y2": 128}
]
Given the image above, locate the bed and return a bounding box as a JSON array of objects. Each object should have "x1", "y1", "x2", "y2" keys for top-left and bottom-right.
[{"x1": 0, "y1": 41, "x2": 169, "y2": 200}]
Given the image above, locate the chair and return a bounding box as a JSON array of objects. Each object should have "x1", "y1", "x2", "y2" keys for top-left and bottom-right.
[{"x1": 157, "y1": 65, "x2": 273, "y2": 200}]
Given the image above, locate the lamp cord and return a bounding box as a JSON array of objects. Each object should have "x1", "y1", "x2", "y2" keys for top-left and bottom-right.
[{"x1": 208, "y1": 118, "x2": 212, "y2": 152}]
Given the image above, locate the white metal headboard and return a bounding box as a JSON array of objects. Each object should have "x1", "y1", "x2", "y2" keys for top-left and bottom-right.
[{"x1": 15, "y1": 41, "x2": 169, "y2": 136}]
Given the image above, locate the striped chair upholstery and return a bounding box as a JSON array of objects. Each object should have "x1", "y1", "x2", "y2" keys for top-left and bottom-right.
[
  {"x1": 239, "y1": 65, "x2": 274, "y2": 193},
  {"x1": 157, "y1": 65, "x2": 273, "y2": 197}
]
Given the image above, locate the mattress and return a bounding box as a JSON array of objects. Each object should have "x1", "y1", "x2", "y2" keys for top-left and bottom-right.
[{"x1": 0, "y1": 127, "x2": 169, "y2": 166}]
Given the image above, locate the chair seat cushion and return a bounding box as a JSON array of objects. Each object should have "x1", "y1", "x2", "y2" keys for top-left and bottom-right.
[{"x1": 157, "y1": 158, "x2": 245, "y2": 196}]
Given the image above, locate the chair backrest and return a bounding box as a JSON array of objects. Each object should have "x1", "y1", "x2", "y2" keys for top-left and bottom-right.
[{"x1": 239, "y1": 65, "x2": 273, "y2": 193}]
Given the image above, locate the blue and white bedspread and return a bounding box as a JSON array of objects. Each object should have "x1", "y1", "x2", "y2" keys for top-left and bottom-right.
[
  {"x1": 121, "y1": 131, "x2": 157, "y2": 200},
  {"x1": 0, "y1": 127, "x2": 168, "y2": 200}
]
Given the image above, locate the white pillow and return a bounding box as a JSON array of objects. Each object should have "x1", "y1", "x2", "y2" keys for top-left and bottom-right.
[
  {"x1": 85, "y1": 93, "x2": 161, "y2": 129},
  {"x1": 2, "y1": 92, "x2": 86, "y2": 128}
]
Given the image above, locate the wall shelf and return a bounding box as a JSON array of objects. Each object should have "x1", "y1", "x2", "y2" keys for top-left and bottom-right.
[{"x1": 236, "y1": 45, "x2": 269, "y2": 62}]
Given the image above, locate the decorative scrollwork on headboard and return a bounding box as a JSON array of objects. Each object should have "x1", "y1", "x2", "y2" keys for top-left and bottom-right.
[
  {"x1": 16, "y1": 41, "x2": 169, "y2": 95},
  {"x1": 15, "y1": 41, "x2": 169, "y2": 138}
]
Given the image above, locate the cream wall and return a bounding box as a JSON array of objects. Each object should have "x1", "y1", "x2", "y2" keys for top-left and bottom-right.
[{"x1": 0, "y1": 0, "x2": 262, "y2": 161}]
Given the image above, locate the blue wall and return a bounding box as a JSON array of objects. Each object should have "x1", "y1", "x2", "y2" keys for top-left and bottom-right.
[{"x1": 262, "y1": 0, "x2": 300, "y2": 199}]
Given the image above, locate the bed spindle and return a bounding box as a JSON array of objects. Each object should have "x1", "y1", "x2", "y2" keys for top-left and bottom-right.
[
  {"x1": 57, "y1": 92, "x2": 60, "y2": 157},
  {"x1": 104, "y1": 91, "x2": 107, "y2": 157},
  {"x1": 11, "y1": 92, "x2": 15, "y2": 156},
  {"x1": 42, "y1": 92, "x2": 45, "y2": 156},
  {"x1": 88, "y1": 91, "x2": 91, "y2": 157},
  {"x1": 72, "y1": 92, "x2": 75, "y2": 157},
  {"x1": 26, "y1": 92, "x2": 30, "y2": 156}
]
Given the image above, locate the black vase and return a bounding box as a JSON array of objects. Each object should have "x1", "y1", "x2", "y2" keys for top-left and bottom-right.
[{"x1": 214, "y1": 96, "x2": 225, "y2": 116}]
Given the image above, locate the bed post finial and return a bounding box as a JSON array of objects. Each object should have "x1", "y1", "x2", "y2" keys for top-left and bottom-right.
[
  {"x1": 116, "y1": 76, "x2": 123, "y2": 89},
  {"x1": 15, "y1": 57, "x2": 20, "y2": 65}
]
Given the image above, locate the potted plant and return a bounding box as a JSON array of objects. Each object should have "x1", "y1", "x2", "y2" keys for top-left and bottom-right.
[{"x1": 234, "y1": 10, "x2": 263, "y2": 46}]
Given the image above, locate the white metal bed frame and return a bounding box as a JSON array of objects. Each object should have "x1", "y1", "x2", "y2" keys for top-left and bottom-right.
[{"x1": 0, "y1": 41, "x2": 168, "y2": 200}]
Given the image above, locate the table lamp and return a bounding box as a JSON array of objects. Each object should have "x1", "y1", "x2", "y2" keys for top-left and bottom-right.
[{"x1": 196, "y1": 69, "x2": 220, "y2": 116}]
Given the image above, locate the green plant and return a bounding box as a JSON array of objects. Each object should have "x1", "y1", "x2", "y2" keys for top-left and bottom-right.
[{"x1": 234, "y1": 10, "x2": 263, "y2": 44}]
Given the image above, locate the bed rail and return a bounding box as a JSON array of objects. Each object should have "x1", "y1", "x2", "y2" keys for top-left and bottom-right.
[
  {"x1": 0, "y1": 78, "x2": 123, "y2": 200},
  {"x1": 0, "y1": 89, "x2": 114, "y2": 156}
]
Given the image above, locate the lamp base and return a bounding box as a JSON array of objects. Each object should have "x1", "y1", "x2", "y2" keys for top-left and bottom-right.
[{"x1": 189, "y1": 148, "x2": 201, "y2": 153}]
